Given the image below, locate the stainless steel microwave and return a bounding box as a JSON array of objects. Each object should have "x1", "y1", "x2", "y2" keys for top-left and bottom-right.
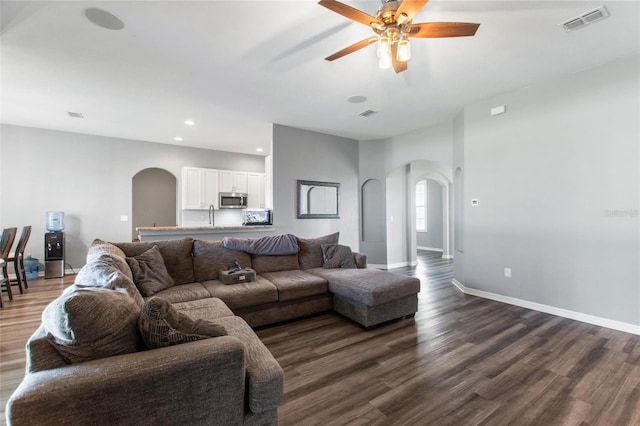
[{"x1": 219, "y1": 192, "x2": 248, "y2": 209}]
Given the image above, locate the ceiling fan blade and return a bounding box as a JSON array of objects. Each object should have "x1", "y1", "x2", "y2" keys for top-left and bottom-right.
[
  {"x1": 391, "y1": 44, "x2": 408, "y2": 73},
  {"x1": 407, "y1": 22, "x2": 480, "y2": 38},
  {"x1": 395, "y1": 0, "x2": 429, "y2": 23},
  {"x1": 325, "y1": 36, "x2": 377, "y2": 61},
  {"x1": 318, "y1": 0, "x2": 382, "y2": 27}
]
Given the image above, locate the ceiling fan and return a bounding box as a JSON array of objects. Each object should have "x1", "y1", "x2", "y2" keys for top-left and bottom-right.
[{"x1": 318, "y1": 0, "x2": 480, "y2": 73}]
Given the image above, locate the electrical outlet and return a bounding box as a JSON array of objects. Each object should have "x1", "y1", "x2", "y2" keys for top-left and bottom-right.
[{"x1": 504, "y1": 268, "x2": 512, "y2": 278}]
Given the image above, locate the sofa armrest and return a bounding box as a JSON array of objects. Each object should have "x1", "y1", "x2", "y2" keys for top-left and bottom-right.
[
  {"x1": 353, "y1": 252, "x2": 367, "y2": 269},
  {"x1": 7, "y1": 337, "x2": 246, "y2": 426}
]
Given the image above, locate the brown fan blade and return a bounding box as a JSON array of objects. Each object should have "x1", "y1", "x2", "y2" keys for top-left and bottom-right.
[
  {"x1": 395, "y1": 0, "x2": 429, "y2": 23},
  {"x1": 318, "y1": 0, "x2": 382, "y2": 27},
  {"x1": 325, "y1": 36, "x2": 377, "y2": 61},
  {"x1": 391, "y1": 44, "x2": 408, "y2": 73},
  {"x1": 407, "y1": 22, "x2": 480, "y2": 38}
]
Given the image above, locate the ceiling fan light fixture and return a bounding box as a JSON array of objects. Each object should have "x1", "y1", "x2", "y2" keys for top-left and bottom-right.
[
  {"x1": 377, "y1": 36, "x2": 391, "y2": 58},
  {"x1": 396, "y1": 12, "x2": 409, "y2": 25},
  {"x1": 379, "y1": 50, "x2": 392, "y2": 69},
  {"x1": 396, "y1": 37, "x2": 411, "y2": 62}
]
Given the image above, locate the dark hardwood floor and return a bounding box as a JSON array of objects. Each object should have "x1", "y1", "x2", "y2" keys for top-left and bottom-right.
[
  {"x1": 256, "y1": 251, "x2": 640, "y2": 425},
  {"x1": 1, "y1": 251, "x2": 638, "y2": 425}
]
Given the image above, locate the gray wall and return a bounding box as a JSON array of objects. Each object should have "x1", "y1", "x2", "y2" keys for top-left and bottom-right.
[
  {"x1": 0, "y1": 124, "x2": 264, "y2": 269},
  {"x1": 385, "y1": 165, "x2": 409, "y2": 267},
  {"x1": 272, "y1": 124, "x2": 360, "y2": 250},
  {"x1": 417, "y1": 179, "x2": 444, "y2": 250},
  {"x1": 460, "y1": 55, "x2": 639, "y2": 325}
]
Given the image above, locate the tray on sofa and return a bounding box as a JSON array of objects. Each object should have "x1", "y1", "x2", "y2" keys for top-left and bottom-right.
[{"x1": 219, "y1": 268, "x2": 257, "y2": 285}]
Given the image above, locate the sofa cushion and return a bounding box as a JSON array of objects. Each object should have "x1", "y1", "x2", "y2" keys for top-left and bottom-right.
[
  {"x1": 86, "y1": 239, "x2": 133, "y2": 281},
  {"x1": 297, "y1": 232, "x2": 339, "y2": 270},
  {"x1": 202, "y1": 276, "x2": 278, "y2": 310},
  {"x1": 321, "y1": 244, "x2": 356, "y2": 269},
  {"x1": 74, "y1": 255, "x2": 145, "y2": 307},
  {"x1": 126, "y1": 246, "x2": 175, "y2": 297},
  {"x1": 193, "y1": 240, "x2": 252, "y2": 282},
  {"x1": 115, "y1": 238, "x2": 195, "y2": 285},
  {"x1": 210, "y1": 316, "x2": 283, "y2": 413},
  {"x1": 307, "y1": 268, "x2": 420, "y2": 307},
  {"x1": 42, "y1": 285, "x2": 141, "y2": 364},
  {"x1": 251, "y1": 254, "x2": 300, "y2": 274},
  {"x1": 154, "y1": 283, "x2": 212, "y2": 304},
  {"x1": 172, "y1": 297, "x2": 235, "y2": 322},
  {"x1": 138, "y1": 297, "x2": 227, "y2": 349},
  {"x1": 260, "y1": 270, "x2": 328, "y2": 302}
]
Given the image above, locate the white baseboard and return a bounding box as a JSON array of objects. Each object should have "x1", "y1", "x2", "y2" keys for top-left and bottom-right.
[
  {"x1": 368, "y1": 261, "x2": 417, "y2": 270},
  {"x1": 451, "y1": 279, "x2": 640, "y2": 335},
  {"x1": 417, "y1": 246, "x2": 444, "y2": 252},
  {"x1": 442, "y1": 254, "x2": 454, "y2": 260}
]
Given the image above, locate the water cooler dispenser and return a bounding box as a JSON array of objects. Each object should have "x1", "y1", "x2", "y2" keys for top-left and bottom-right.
[{"x1": 45, "y1": 212, "x2": 65, "y2": 279}]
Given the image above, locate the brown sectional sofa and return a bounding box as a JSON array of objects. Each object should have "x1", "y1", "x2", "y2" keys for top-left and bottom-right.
[{"x1": 6, "y1": 233, "x2": 420, "y2": 426}]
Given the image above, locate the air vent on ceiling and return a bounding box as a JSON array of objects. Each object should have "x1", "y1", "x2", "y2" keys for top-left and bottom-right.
[
  {"x1": 560, "y1": 6, "x2": 609, "y2": 32},
  {"x1": 67, "y1": 112, "x2": 84, "y2": 118},
  {"x1": 359, "y1": 109, "x2": 377, "y2": 117}
]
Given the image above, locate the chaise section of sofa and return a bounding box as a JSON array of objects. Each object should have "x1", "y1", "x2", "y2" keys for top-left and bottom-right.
[{"x1": 7, "y1": 333, "x2": 248, "y2": 425}]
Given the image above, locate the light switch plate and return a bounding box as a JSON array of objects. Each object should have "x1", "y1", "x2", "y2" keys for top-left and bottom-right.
[{"x1": 120, "y1": 215, "x2": 128, "y2": 222}]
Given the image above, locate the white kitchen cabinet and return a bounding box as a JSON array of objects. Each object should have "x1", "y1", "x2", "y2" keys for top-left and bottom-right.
[
  {"x1": 219, "y1": 170, "x2": 248, "y2": 193},
  {"x1": 247, "y1": 173, "x2": 265, "y2": 209},
  {"x1": 182, "y1": 167, "x2": 219, "y2": 210}
]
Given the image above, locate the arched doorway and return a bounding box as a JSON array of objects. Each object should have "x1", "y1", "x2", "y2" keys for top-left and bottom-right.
[
  {"x1": 132, "y1": 168, "x2": 177, "y2": 241},
  {"x1": 384, "y1": 161, "x2": 453, "y2": 268},
  {"x1": 415, "y1": 178, "x2": 445, "y2": 254}
]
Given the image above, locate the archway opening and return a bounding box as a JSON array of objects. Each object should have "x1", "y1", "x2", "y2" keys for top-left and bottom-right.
[
  {"x1": 415, "y1": 179, "x2": 445, "y2": 256},
  {"x1": 132, "y1": 168, "x2": 177, "y2": 241}
]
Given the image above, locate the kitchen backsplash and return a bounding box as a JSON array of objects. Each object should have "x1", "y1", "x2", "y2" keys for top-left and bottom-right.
[{"x1": 181, "y1": 209, "x2": 243, "y2": 227}]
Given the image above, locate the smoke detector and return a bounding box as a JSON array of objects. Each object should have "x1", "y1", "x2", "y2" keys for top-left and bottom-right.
[{"x1": 560, "y1": 6, "x2": 609, "y2": 32}]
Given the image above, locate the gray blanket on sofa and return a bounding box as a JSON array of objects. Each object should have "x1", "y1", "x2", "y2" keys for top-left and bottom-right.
[{"x1": 223, "y1": 234, "x2": 298, "y2": 255}]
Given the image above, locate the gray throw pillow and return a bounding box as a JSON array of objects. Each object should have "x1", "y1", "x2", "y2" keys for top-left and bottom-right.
[
  {"x1": 297, "y1": 232, "x2": 340, "y2": 270},
  {"x1": 126, "y1": 245, "x2": 175, "y2": 297},
  {"x1": 321, "y1": 244, "x2": 356, "y2": 269},
  {"x1": 139, "y1": 297, "x2": 227, "y2": 349},
  {"x1": 42, "y1": 285, "x2": 141, "y2": 364}
]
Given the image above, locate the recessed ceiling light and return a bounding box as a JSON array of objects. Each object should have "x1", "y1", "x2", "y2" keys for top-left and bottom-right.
[
  {"x1": 347, "y1": 95, "x2": 367, "y2": 104},
  {"x1": 174, "y1": 137, "x2": 183, "y2": 142},
  {"x1": 84, "y1": 8, "x2": 124, "y2": 31},
  {"x1": 256, "y1": 148, "x2": 263, "y2": 152},
  {"x1": 184, "y1": 120, "x2": 195, "y2": 126}
]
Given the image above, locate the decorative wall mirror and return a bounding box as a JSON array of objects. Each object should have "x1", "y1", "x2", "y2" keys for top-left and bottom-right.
[{"x1": 297, "y1": 180, "x2": 340, "y2": 219}]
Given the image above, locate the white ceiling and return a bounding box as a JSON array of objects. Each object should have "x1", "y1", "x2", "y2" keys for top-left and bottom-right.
[{"x1": 1, "y1": 1, "x2": 638, "y2": 156}]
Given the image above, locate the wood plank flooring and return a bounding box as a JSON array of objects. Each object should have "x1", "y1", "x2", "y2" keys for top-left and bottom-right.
[{"x1": 1, "y1": 251, "x2": 639, "y2": 425}]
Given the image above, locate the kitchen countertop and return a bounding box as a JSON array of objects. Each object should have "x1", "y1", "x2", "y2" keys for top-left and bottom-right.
[
  {"x1": 136, "y1": 225, "x2": 276, "y2": 242},
  {"x1": 137, "y1": 225, "x2": 273, "y2": 231}
]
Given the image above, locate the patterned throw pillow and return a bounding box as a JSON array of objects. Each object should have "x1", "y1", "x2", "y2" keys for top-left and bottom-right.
[
  {"x1": 42, "y1": 285, "x2": 141, "y2": 364},
  {"x1": 139, "y1": 297, "x2": 227, "y2": 349},
  {"x1": 126, "y1": 245, "x2": 175, "y2": 297},
  {"x1": 321, "y1": 244, "x2": 356, "y2": 269}
]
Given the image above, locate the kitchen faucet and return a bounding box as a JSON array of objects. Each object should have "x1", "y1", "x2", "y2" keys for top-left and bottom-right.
[{"x1": 208, "y1": 204, "x2": 215, "y2": 226}]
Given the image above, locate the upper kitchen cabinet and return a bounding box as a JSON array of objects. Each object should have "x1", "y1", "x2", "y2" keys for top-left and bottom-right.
[
  {"x1": 182, "y1": 167, "x2": 219, "y2": 210},
  {"x1": 220, "y1": 170, "x2": 248, "y2": 193},
  {"x1": 247, "y1": 173, "x2": 266, "y2": 209}
]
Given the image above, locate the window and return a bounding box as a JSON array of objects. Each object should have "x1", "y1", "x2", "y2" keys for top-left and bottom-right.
[{"x1": 416, "y1": 180, "x2": 427, "y2": 231}]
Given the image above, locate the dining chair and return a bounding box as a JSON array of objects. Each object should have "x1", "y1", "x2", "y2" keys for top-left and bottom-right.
[
  {"x1": 0, "y1": 227, "x2": 18, "y2": 306},
  {"x1": 7, "y1": 225, "x2": 32, "y2": 293}
]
